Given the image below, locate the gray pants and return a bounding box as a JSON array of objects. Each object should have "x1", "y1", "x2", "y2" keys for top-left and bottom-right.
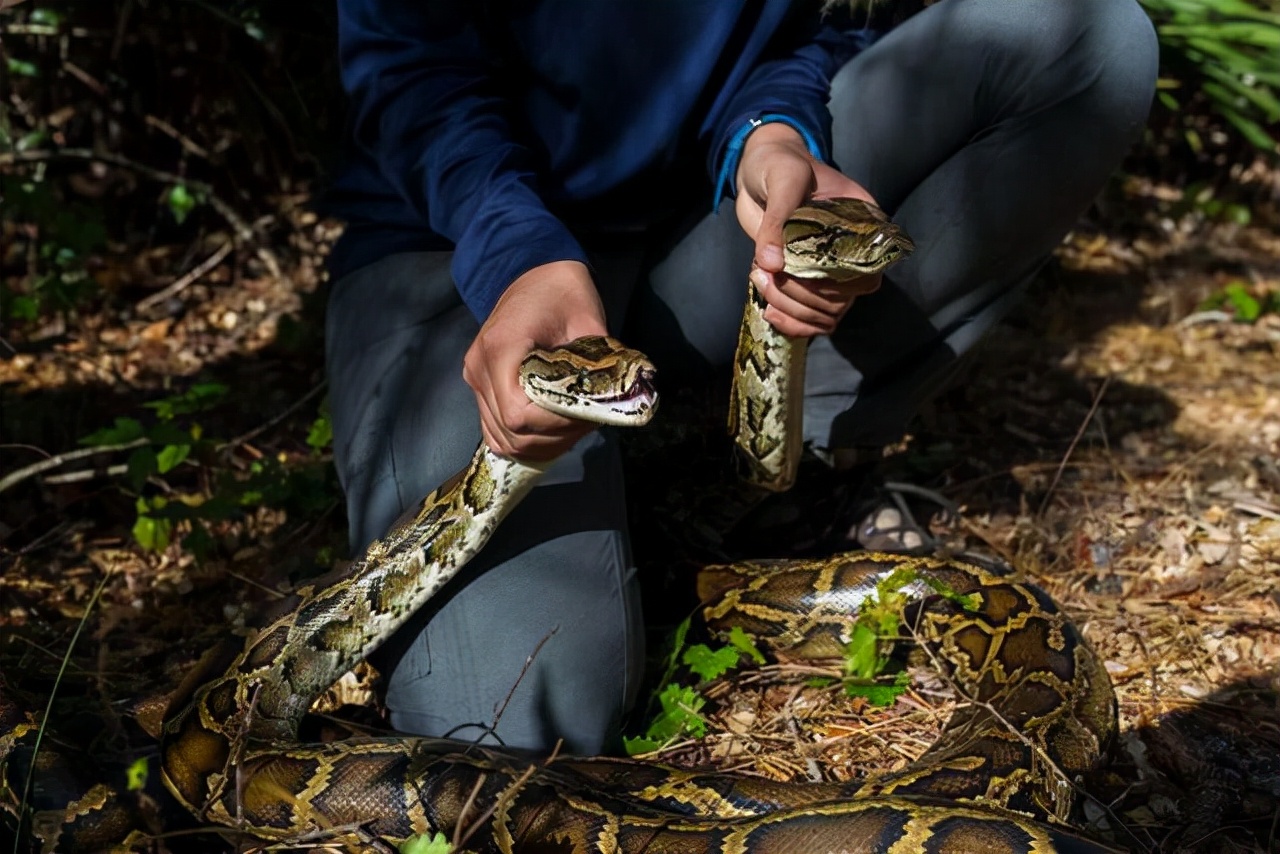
[{"x1": 325, "y1": 0, "x2": 1158, "y2": 753}]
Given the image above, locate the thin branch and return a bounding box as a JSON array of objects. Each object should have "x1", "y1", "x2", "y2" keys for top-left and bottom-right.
[
  {"x1": 1036, "y1": 375, "x2": 1111, "y2": 518},
  {"x1": 451, "y1": 772, "x2": 488, "y2": 851},
  {"x1": 144, "y1": 114, "x2": 212, "y2": 160},
  {"x1": 61, "y1": 60, "x2": 107, "y2": 97},
  {"x1": 454, "y1": 763, "x2": 537, "y2": 853},
  {"x1": 42, "y1": 463, "x2": 128, "y2": 485},
  {"x1": 218, "y1": 381, "x2": 327, "y2": 453},
  {"x1": 0, "y1": 438, "x2": 148, "y2": 495},
  {"x1": 137, "y1": 239, "x2": 233, "y2": 312},
  {"x1": 490, "y1": 626, "x2": 558, "y2": 733}
]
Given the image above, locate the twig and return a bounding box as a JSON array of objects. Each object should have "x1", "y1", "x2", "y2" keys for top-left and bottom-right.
[
  {"x1": 0, "y1": 443, "x2": 52, "y2": 459},
  {"x1": 225, "y1": 569, "x2": 287, "y2": 600},
  {"x1": 1036, "y1": 375, "x2": 1111, "y2": 518},
  {"x1": 451, "y1": 772, "x2": 488, "y2": 851},
  {"x1": 454, "y1": 764, "x2": 536, "y2": 852},
  {"x1": 452, "y1": 744, "x2": 563, "y2": 854},
  {"x1": 0, "y1": 437, "x2": 149, "y2": 495},
  {"x1": 13, "y1": 570, "x2": 110, "y2": 854},
  {"x1": 61, "y1": 60, "x2": 107, "y2": 97},
  {"x1": 144, "y1": 114, "x2": 212, "y2": 160},
  {"x1": 137, "y1": 239, "x2": 234, "y2": 312},
  {"x1": 0, "y1": 147, "x2": 281, "y2": 277},
  {"x1": 218, "y1": 382, "x2": 327, "y2": 453},
  {"x1": 785, "y1": 716, "x2": 824, "y2": 782},
  {"x1": 490, "y1": 626, "x2": 559, "y2": 733},
  {"x1": 42, "y1": 463, "x2": 128, "y2": 485}
]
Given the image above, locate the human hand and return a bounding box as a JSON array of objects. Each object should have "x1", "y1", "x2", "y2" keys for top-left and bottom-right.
[
  {"x1": 734, "y1": 123, "x2": 883, "y2": 337},
  {"x1": 462, "y1": 260, "x2": 607, "y2": 461}
]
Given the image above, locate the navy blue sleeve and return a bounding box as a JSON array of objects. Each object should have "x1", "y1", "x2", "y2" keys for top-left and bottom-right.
[
  {"x1": 336, "y1": 2, "x2": 587, "y2": 320},
  {"x1": 707, "y1": 23, "x2": 872, "y2": 196}
]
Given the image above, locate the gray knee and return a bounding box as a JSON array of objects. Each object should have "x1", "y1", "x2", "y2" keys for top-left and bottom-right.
[{"x1": 987, "y1": 0, "x2": 1159, "y2": 125}]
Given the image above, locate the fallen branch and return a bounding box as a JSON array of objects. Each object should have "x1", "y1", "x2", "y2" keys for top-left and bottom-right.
[
  {"x1": 42, "y1": 464, "x2": 129, "y2": 486},
  {"x1": 137, "y1": 239, "x2": 234, "y2": 312},
  {"x1": 0, "y1": 438, "x2": 148, "y2": 496}
]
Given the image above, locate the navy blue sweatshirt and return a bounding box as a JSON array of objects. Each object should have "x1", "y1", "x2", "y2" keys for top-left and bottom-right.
[{"x1": 326, "y1": 1, "x2": 871, "y2": 320}]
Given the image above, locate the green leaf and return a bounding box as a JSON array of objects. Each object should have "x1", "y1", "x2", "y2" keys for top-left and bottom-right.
[
  {"x1": 682, "y1": 644, "x2": 740, "y2": 682},
  {"x1": 125, "y1": 757, "x2": 148, "y2": 791},
  {"x1": 6, "y1": 58, "x2": 38, "y2": 78},
  {"x1": 654, "y1": 617, "x2": 692, "y2": 690},
  {"x1": 80, "y1": 417, "x2": 145, "y2": 446},
  {"x1": 637, "y1": 683, "x2": 706, "y2": 747},
  {"x1": 843, "y1": 623, "x2": 883, "y2": 681},
  {"x1": 1224, "y1": 281, "x2": 1261, "y2": 321},
  {"x1": 133, "y1": 497, "x2": 172, "y2": 552},
  {"x1": 8, "y1": 295, "x2": 40, "y2": 321},
  {"x1": 399, "y1": 831, "x2": 453, "y2": 854},
  {"x1": 145, "y1": 382, "x2": 227, "y2": 420},
  {"x1": 166, "y1": 184, "x2": 197, "y2": 225},
  {"x1": 1225, "y1": 204, "x2": 1252, "y2": 226},
  {"x1": 126, "y1": 447, "x2": 158, "y2": 491},
  {"x1": 727, "y1": 626, "x2": 766, "y2": 665},
  {"x1": 844, "y1": 673, "x2": 911, "y2": 707},
  {"x1": 622, "y1": 735, "x2": 662, "y2": 756},
  {"x1": 29, "y1": 8, "x2": 63, "y2": 26},
  {"x1": 147, "y1": 422, "x2": 194, "y2": 447},
  {"x1": 306, "y1": 412, "x2": 333, "y2": 451},
  {"x1": 155, "y1": 443, "x2": 191, "y2": 474}
]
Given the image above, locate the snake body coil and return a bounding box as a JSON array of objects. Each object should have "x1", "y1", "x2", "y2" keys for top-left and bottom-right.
[{"x1": 2, "y1": 204, "x2": 1121, "y2": 854}]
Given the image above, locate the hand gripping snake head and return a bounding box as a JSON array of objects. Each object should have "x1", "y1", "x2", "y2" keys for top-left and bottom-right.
[
  {"x1": 783, "y1": 197, "x2": 915, "y2": 282},
  {"x1": 519, "y1": 335, "x2": 659, "y2": 427}
]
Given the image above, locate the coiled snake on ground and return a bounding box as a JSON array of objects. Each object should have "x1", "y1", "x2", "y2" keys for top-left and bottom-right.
[{"x1": 1, "y1": 199, "x2": 1120, "y2": 853}]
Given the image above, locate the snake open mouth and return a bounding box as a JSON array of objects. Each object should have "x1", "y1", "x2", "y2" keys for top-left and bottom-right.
[{"x1": 595, "y1": 369, "x2": 658, "y2": 420}]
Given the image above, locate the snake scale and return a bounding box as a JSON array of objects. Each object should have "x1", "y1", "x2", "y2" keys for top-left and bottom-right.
[{"x1": 1, "y1": 199, "x2": 1121, "y2": 854}]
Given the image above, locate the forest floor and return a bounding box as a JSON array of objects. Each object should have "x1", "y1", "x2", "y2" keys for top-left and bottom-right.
[{"x1": 3, "y1": 99, "x2": 1280, "y2": 854}]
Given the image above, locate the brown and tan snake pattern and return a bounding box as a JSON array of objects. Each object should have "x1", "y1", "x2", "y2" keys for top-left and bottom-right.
[{"x1": 2, "y1": 201, "x2": 1122, "y2": 854}]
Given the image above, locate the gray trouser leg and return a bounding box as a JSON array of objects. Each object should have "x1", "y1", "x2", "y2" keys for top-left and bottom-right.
[
  {"x1": 634, "y1": 0, "x2": 1158, "y2": 449},
  {"x1": 325, "y1": 252, "x2": 644, "y2": 754},
  {"x1": 810, "y1": 0, "x2": 1158, "y2": 448},
  {"x1": 326, "y1": 0, "x2": 1157, "y2": 755}
]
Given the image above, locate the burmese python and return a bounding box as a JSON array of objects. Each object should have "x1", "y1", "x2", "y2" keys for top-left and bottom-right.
[
  {"x1": 3, "y1": 200, "x2": 1121, "y2": 853},
  {"x1": 729, "y1": 198, "x2": 914, "y2": 491}
]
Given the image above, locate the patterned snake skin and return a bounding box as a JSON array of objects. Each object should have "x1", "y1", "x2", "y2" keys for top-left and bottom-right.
[{"x1": 1, "y1": 201, "x2": 1121, "y2": 854}]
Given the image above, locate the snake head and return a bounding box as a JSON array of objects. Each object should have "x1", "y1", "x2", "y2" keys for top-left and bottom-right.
[
  {"x1": 520, "y1": 335, "x2": 659, "y2": 427},
  {"x1": 783, "y1": 197, "x2": 915, "y2": 281}
]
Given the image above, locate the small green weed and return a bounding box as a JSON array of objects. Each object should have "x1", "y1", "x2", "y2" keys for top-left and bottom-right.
[
  {"x1": 841, "y1": 568, "x2": 979, "y2": 706},
  {"x1": 78, "y1": 385, "x2": 335, "y2": 558},
  {"x1": 623, "y1": 620, "x2": 764, "y2": 755},
  {"x1": 1199, "y1": 280, "x2": 1280, "y2": 322},
  {"x1": 399, "y1": 831, "x2": 453, "y2": 854}
]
